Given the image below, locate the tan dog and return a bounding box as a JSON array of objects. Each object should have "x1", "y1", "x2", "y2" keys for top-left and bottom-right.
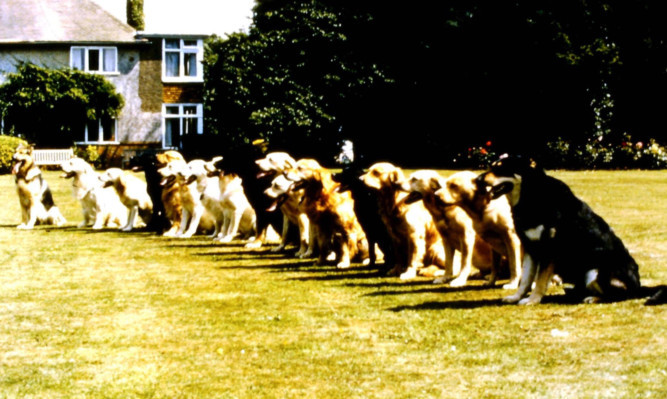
[
  {"x1": 158, "y1": 160, "x2": 216, "y2": 237},
  {"x1": 401, "y1": 170, "x2": 501, "y2": 287},
  {"x1": 285, "y1": 159, "x2": 369, "y2": 268},
  {"x1": 156, "y1": 151, "x2": 185, "y2": 236},
  {"x1": 434, "y1": 171, "x2": 523, "y2": 289},
  {"x1": 265, "y1": 173, "x2": 314, "y2": 257},
  {"x1": 11, "y1": 144, "x2": 66, "y2": 229},
  {"x1": 257, "y1": 152, "x2": 313, "y2": 256},
  {"x1": 60, "y1": 157, "x2": 126, "y2": 229},
  {"x1": 360, "y1": 162, "x2": 445, "y2": 279},
  {"x1": 99, "y1": 168, "x2": 153, "y2": 231}
]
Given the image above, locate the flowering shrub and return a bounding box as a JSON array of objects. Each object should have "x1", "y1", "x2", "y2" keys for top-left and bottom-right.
[{"x1": 453, "y1": 141, "x2": 498, "y2": 169}]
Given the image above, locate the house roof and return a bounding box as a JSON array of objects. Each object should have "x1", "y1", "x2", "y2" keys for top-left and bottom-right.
[{"x1": 0, "y1": 0, "x2": 138, "y2": 44}]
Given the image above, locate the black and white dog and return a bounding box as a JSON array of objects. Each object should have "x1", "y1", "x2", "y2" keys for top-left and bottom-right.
[{"x1": 478, "y1": 155, "x2": 642, "y2": 304}]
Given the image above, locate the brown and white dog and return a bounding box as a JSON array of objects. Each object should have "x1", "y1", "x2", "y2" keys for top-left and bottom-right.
[
  {"x1": 360, "y1": 162, "x2": 446, "y2": 280},
  {"x1": 285, "y1": 158, "x2": 369, "y2": 268},
  {"x1": 99, "y1": 168, "x2": 153, "y2": 231},
  {"x1": 60, "y1": 157, "x2": 126, "y2": 229},
  {"x1": 257, "y1": 152, "x2": 313, "y2": 256},
  {"x1": 11, "y1": 144, "x2": 66, "y2": 229},
  {"x1": 433, "y1": 170, "x2": 523, "y2": 289},
  {"x1": 155, "y1": 151, "x2": 185, "y2": 236}
]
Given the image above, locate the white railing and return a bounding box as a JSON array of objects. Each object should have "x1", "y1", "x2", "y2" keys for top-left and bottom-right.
[{"x1": 33, "y1": 149, "x2": 74, "y2": 166}]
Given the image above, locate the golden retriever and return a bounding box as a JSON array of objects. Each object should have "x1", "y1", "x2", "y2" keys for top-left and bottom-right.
[
  {"x1": 157, "y1": 159, "x2": 216, "y2": 237},
  {"x1": 11, "y1": 144, "x2": 66, "y2": 229},
  {"x1": 285, "y1": 158, "x2": 368, "y2": 268},
  {"x1": 60, "y1": 157, "x2": 126, "y2": 229},
  {"x1": 99, "y1": 168, "x2": 153, "y2": 231},
  {"x1": 401, "y1": 169, "x2": 507, "y2": 287},
  {"x1": 155, "y1": 151, "x2": 185, "y2": 236},
  {"x1": 257, "y1": 152, "x2": 313, "y2": 256},
  {"x1": 360, "y1": 162, "x2": 445, "y2": 279},
  {"x1": 433, "y1": 170, "x2": 523, "y2": 289}
]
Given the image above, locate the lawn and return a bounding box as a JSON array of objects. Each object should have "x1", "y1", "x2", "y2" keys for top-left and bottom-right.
[{"x1": 0, "y1": 169, "x2": 665, "y2": 398}]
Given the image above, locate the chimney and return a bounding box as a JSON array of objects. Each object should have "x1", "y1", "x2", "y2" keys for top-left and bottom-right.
[{"x1": 126, "y1": 0, "x2": 145, "y2": 31}]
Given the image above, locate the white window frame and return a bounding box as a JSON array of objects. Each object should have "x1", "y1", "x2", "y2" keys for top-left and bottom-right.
[
  {"x1": 162, "y1": 38, "x2": 204, "y2": 82},
  {"x1": 162, "y1": 103, "x2": 204, "y2": 148},
  {"x1": 75, "y1": 118, "x2": 119, "y2": 145},
  {"x1": 70, "y1": 46, "x2": 119, "y2": 74}
]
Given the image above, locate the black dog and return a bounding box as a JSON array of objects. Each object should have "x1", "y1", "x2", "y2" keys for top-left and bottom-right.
[
  {"x1": 331, "y1": 140, "x2": 395, "y2": 273},
  {"x1": 128, "y1": 150, "x2": 171, "y2": 233},
  {"x1": 478, "y1": 155, "x2": 641, "y2": 304}
]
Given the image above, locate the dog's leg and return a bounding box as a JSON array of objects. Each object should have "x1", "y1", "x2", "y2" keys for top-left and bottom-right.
[
  {"x1": 518, "y1": 262, "x2": 555, "y2": 305},
  {"x1": 336, "y1": 235, "x2": 352, "y2": 269},
  {"x1": 181, "y1": 205, "x2": 204, "y2": 238},
  {"x1": 503, "y1": 252, "x2": 538, "y2": 303},
  {"x1": 294, "y1": 214, "x2": 310, "y2": 257},
  {"x1": 224, "y1": 208, "x2": 245, "y2": 242},
  {"x1": 502, "y1": 232, "x2": 523, "y2": 289},
  {"x1": 434, "y1": 241, "x2": 455, "y2": 284},
  {"x1": 449, "y1": 232, "x2": 476, "y2": 287},
  {"x1": 272, "y1": 214, "x2": 290, "y2": 253},
  {"x1": 301, "y1": 221, "x2": 316, "y2": 258},
  {"x1": 175, "y1": 209, "x2": 190, "y2": 237},
  {"x1": 400, "y1": 231, "x2": 425, "y2": 280},
  {"x1": 122, "y1": 206, "x2": 138, "y2": 231}
]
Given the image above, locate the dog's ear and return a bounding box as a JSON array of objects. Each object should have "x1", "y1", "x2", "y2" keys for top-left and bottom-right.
[
  {"x1": 388, "y1": 169, "x2": 402, "y2": 184},
  {"x1": 490, "y1": 182, "x2": 514, "y2": 199},
  {"x1": 429, "y1": 177, "x2": 442, "y2": 192},
  {"x1": 404, "y1": 191, "x2": 423, "y2": 204}
]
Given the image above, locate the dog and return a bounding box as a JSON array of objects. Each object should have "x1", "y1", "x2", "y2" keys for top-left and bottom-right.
[
  {"x1": 11, "y1": 144, "x2": 66, "y2": 229},
  {"x1": 285, "y1": 158, "x2": 369, "y2": 268},
  {"x1": 211, "y1": 140, "x2": 286, "y2": 248},
  {"x1": 129, "y1": 150, "x2": 185, "y2": 234},
  {"x1": 479, "y1": 154, "x2": 641, "y2": 304},
  {"x1": 401, "y1": 169, "x2": 503, "y2": 287},
  {"x1": 257, "y1": 152, "x2": 313, "y2": 256},
  {"x1": 99, "y1": 168, "x2": 153, "y2": 232},
  {"x1": 184, "y1": 157, "x2": 256, "y2": 242},
  {"x1": 157, "y1": 159, "x2": 216, "y2": 238},
  {"x1": 331, "y1": 141, "x2": 395, "y2": 273},
  {"x1": 360, "y1": 162, "x2": 446, "y2": 279},
  {"x1": 60, "y1": 157, "x2": 126, "y2": 229}
]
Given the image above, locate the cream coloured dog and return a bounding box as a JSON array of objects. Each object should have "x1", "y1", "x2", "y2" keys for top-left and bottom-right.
[
  {"x1": 158, "y1": 159, "x2": 216, "y2": 238},
  {"x1": 60, "y1": 157, "x2": 126, "y2": 229},
  {"x1": 99, "y1": 168, "x2": 153, "y2": 232},
  {"x1": 401, "y1": 169, "x2": 500, "y2": 287}
]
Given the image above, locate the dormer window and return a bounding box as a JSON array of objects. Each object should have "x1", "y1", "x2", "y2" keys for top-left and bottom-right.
[
  {"x1": 71, "y1": 47, "x2": 118, "y2": 74},
  {"x1": 163, "y1": 38, "x2": 203, "y2": 82}
]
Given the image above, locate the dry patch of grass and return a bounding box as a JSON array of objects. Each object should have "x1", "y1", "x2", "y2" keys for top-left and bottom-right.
[{"x1": 0, "y1": 170, "x2": 665, "y2": 398}]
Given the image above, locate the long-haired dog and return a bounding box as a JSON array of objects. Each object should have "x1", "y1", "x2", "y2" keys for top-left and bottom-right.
[
  {"x1": 11, "y1": 144, "x2": 66, "y2": 229},
  {"x1": 158, "y1": 159, "x2": 216, "y2": 238},
  {"x1": 99, "y1": 168, "x2": 153, "y2": 232},
  {"x1": 360, "y1": 162, "x2": 446, "y2": 279},
  {"x1": 60, "y1": 157, "x2": 126, "y2": 229},
  {"x1": 130, "y1": 150, "x2": 185, "y2": 234},
  {"x1": 285, "y1": 158, "x2": 369, "y2": 268},
  {"x1": 479, "y1": 155, "x2": 641, "y2": 304},
  {"x1": 257, "y1": 152, "x2": 313, "y2": 256},
  {"x1": 401, "y1": 170, "x2": 500, "y2": 287}
]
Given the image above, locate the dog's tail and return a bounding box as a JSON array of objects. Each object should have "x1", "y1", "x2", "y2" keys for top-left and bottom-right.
[{"x1": 645, "y1": 285, "x2": 667, "y2": 305}]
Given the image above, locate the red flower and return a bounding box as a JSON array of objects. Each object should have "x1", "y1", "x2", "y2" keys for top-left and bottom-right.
[
  {"x1": 485, "y1": 141, "x2": 492, "y2": 147},
  {"x1": 480, "y1": 148, "x2": 488, "y2": 155}
]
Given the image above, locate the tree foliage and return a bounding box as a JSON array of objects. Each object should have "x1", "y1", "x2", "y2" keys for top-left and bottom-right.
[
  {"x1": 0, "y1": 63, "x2": 124, "y2": 147},
  {"x1": 204, "y1": 0, "x2": 667, "y2": 167}
]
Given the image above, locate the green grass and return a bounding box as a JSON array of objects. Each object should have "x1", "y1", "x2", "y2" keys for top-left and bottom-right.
[{"x1": 0, "y1": 170, "x2": 665, "y2": 398}]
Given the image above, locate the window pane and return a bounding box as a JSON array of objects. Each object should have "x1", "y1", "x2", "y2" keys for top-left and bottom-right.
[
  {"x1": 71, "y1": 48, "x2": 85, "y2": 70},
  {"x1": 184, "y1": 53, "x2": 197, "y2": 77},
  {"x1": 88, "y1": 49, "x2": 100, "y2": 71},
  {"x1": 86, "y1": 120, "x2": 99, "y2": 142},
  {"x1": 183, "y1": 40, "x2": 197, "y2": 47},
  {"x1": 183, "y1": 117, "x2": 197, "y2": 136},
  {"x1": 183, "y1": 106, "x2": 197, "y2": 115},
  {"x1": 103, "y1": 48, "x2": 116, "y2": 72},
  {"x1": 102, "y1": 118, "x2": 116, "y2": 142},
  {"x1": 165, "y1": 52, "x2": 180, "y2": 77},
  {"x1": 165, "y1": 118, "x2": 180, "y2": 147},
  {"x1": 165, "y1": 39, "x2": 180, "y2": 49},
  {"x1": 166, "y1": 106, "x2": 180, "y2": 115}
]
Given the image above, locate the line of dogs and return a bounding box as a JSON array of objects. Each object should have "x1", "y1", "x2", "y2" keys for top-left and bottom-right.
[{"x1": 10, "y1": 143, "x2": 666, "y2": 305}]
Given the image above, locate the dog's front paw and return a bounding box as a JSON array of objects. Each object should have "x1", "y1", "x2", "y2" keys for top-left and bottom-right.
[
  {"x1": 337, "y1": 260, "x2": 351, "y2": 269},
  {"x1": 399, "y1": 268, "x2": 417, "y2": 280},
  {"x1": 582, "y1": 296, "x2": 602, "y2": 304},
  {"x1": 449, "y1": 275, "x2": 469, "y2": 287},
  {"x1": 433, "y1": 276, "x2": 447, "y2": 284},
  {"x1": 502, "y1": 280, "x2": 520, "y2": 290},
  {"x1": 16, "y1": 223, "x2": 31, "y2": 230},
  {"x1": 518, "y1": 296, "x2": 542, "y2": 305},
  {"x1": 245, "y1": 240, "x2": 263, "y2": 249},
  {"x1": 271, "y1": 244, "x2": 286, "y2": 253},
  {"x1": 502, "y1": 294, "x2": 522, "y2": 304}
]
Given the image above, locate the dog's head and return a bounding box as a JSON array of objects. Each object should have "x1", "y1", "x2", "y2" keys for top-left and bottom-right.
[
  {"x1": 433, "y1": 171, "x2": 482, "y2": 209},
  {"x1": 157, "y1": 159, "x2": 188, "y2": 187},
  {"x1": 60, "y1": 157, "x2": 95, "y2": 179},
  {"x1": 264, "y1": 174, "x2": 296, "y2": 211},
  {"x1": 99, "y1": 167, "x2": 125, "y2": 188},
  {"x1": 400, "y1": 170, "x2": 444, "y2": 204},
  {"x1": 476, "y1": 154, "x2": 540, "y2": 206},
  {"x1": 284, "y1": 158, "x2": 326, "y2": 190},
  {"x1": 255, "y1": 152, "x2": 297, "y2": 177},
  {"x1": 11, "y1": 144, "x2": 35, "y2": 176},
  {"x1": 359, "y1": 162, "x2": 405, "y2": 192}
]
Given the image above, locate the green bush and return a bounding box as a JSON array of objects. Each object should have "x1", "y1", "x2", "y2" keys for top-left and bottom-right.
[
  {"x1": 73, "y1": 145, "x2": 102, "y2": 170},
  {"x1": 0, "y1": 135, "x2": 28, "y2": 174}
]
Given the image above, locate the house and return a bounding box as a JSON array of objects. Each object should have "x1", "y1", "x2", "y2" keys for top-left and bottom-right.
[{"x1": 0, "y1": 0, "x2": 209, "y2": 166}]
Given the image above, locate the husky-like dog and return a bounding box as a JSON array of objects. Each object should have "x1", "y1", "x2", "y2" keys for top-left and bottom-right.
[
  {"x1": 11, "y1": 144, "x2": 66, "y2": 229},
  {"x1": 60, "y1": 157, "x2": 126, "y2": 229},
  {"x1": 99, "y1": 168, "x2": 153, "y2": 232}
]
